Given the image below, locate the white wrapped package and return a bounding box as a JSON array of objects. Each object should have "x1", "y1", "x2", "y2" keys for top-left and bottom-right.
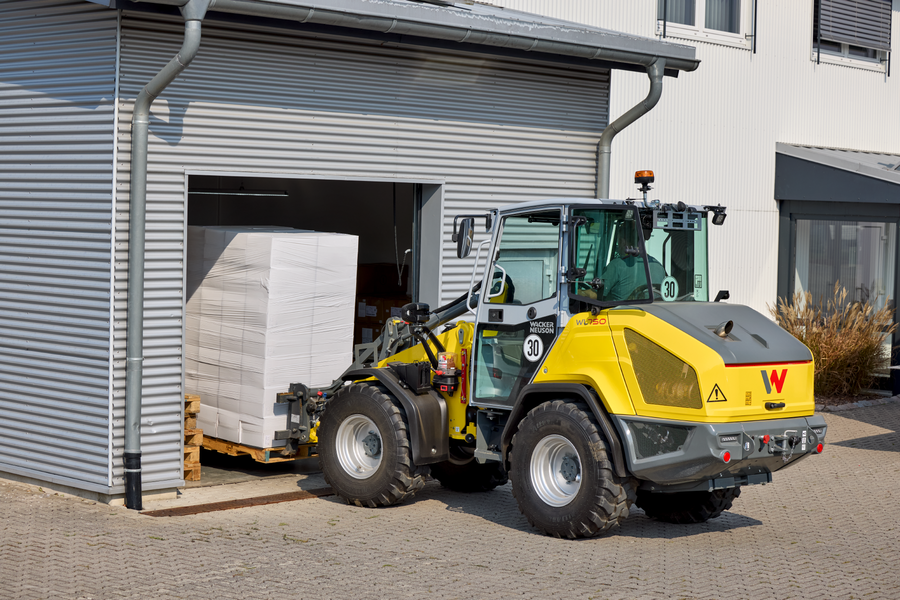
[{"x1": 186, "y1": 226, "x2": 358, "y2": 449}]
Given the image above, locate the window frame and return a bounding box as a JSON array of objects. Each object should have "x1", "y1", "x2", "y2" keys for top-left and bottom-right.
[
  {"x1": 811, "y1": 40, "x2": 890, "y2": 72},
  {"x1": 657, "y1": 0, "x2": 753, "y2": 50}
]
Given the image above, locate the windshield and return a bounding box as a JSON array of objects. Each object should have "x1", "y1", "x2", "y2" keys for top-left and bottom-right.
[{"x1": 569, "y1": 208, "x2": 709, "y2": 304}]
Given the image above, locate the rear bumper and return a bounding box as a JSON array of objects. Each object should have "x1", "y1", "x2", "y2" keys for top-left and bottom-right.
[{"x1": 612, "y1": 413, "x2": 827, "y2": 491}]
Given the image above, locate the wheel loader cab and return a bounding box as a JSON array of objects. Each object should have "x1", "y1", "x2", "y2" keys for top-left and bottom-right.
[{"x1": 469, "y1": 201, "x2": 705, "y2": 409}]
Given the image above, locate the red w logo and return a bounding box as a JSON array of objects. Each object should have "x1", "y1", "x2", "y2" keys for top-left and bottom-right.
[{"x1": 761, "y1": 369, "x2": 788, "y2": 394}]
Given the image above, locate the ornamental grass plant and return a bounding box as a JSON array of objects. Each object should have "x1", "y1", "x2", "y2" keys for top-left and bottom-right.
[{"x1": 769, "y1": 283, "x2": 897, "y2": 397}]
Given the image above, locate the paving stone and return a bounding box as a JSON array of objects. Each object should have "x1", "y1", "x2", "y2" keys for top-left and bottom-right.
[{"x1": 1, "y1": 404, "x2": 900, "y2": 598}]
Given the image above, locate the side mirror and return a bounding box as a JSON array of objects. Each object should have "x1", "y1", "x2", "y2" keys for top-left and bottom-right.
[{"x1": 456, "y1": 217, "x2": 475, "y2": 259}]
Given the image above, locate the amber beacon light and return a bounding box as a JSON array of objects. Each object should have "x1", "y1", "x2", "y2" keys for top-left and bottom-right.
[{"x1": 634, "y1": 170, "x2": 655, "y2": 185}]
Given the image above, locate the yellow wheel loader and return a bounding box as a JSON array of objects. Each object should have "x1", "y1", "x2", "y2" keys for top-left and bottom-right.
[{"x1": 276, "y1": 172, "x2": 826, "y2": 538}]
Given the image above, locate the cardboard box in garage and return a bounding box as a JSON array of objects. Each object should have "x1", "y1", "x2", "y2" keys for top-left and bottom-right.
[{"x1": 186, "y1": 226, "x2": 358, "y2": 448}]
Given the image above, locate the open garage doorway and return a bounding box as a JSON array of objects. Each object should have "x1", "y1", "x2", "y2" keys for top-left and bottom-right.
[
  {"x1": 183, "y1": 174, "x2": 442, "y2": 486},
  {"x1": 187, "y1": 175, "x2": 431, "y2": 344}
]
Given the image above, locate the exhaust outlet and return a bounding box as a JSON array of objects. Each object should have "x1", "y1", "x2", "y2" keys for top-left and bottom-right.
[{"x1": 714, "y1": 320, "x2": 733, "y2": 338}]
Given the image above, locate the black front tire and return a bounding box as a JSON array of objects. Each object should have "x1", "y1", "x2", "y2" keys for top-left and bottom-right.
[
  {"x1": 317, "y1": 383, "x2": 426, "y2": 507},
  {"x1": 636, "y1": 487, "x2": 741, "y2": 524},
  {"x1": 429, "y1": 443, "x2": 508, "y2": 492},
  {"x1": 510, "y1": 400, "x2": 635, "y2": 538}
]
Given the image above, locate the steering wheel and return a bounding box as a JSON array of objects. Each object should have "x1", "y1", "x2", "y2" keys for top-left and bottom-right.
[
  {"x1": 574, "y1": 278, "x2": 604, "y2": 299},
  {"x1": 627, "y1": 283, "x2": 663, "y2": 301}
]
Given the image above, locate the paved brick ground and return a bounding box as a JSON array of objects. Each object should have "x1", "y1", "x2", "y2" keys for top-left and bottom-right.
[{"x1": 2, "y1": 403, "x2": 899, "y2": 599}]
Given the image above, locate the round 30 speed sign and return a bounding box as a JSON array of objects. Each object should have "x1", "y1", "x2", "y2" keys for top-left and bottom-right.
[
  {"x1": 661, "y1": 276, "x2": 679, "y2": 302},
  {"x1": 523, "y1": 334, "x2": 544, "y2": 362}
]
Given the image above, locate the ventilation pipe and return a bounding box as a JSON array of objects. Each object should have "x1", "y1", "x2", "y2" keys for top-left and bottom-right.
[
  {"x1": 596, "y1": 58, "x2": 666, "y2": 199},
  {"x1": 124, "y1": 0, "x2": 209, "y2": 511}
]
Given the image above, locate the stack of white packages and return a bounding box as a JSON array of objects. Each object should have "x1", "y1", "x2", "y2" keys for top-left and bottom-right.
[{"x1": 185, "y1": 226, "x2": 358, "y2": 449}]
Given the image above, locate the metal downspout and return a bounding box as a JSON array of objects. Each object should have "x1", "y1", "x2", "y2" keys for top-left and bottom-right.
[
  {"x1": 596, "y1": 58, "x2": 666, "y2": 199},
  {"x1": 124, "y1": 0, "x2": 209, "y2": 510}
]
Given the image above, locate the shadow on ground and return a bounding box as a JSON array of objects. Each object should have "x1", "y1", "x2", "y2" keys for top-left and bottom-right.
[
  {"x1": 824, "y1": 403, "x2": 900, "y2": 454},
  {"x1": 187, "y1": 449, "x2": 322, "y2": 488},
  {"x1": 318, "y1": 478, "x2": 763, "y2": 540}
]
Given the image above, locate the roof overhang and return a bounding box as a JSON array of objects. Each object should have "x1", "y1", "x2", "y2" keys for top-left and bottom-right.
[
  {"x1": 86, "y1": 0, "x2": 699, "y2": 76},
  {"x1": 775, "y1": 143, "x2": 900, "y2": 204}
]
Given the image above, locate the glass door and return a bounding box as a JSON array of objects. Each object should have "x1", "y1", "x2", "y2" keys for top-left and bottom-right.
[
  {"x1": 793, "y1": 217, "x2": 897, "y2": 378},
  {"x1": 793, "y1": 219, "x2": 896, "y2": 311},
  {"x1": 471, "y1": 209, "x2": 562, "y2": 409}
]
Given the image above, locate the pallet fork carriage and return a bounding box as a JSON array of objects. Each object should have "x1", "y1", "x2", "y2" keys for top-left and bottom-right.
[{"x1": 277, "y1": 172, "x2": 827, "y2": 538}]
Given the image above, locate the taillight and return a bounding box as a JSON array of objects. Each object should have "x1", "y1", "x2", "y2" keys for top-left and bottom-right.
[
  {"x1": 815, "y1": 443, "x2": 824, "y2": 454},
  {"x1": 722, "y1": 451, "x2": 731, "y2": 463}
]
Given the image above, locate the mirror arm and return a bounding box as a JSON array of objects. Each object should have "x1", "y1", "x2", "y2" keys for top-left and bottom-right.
[
  {"x1": 467, "y1": 239, "x2": 492, "y2": 316},
  {"x1": 565, "y1": 267, "x2": 586, "y2": 282},
  {"x1": 453, "y1": 213, "x2": 492, "y2": 241}
]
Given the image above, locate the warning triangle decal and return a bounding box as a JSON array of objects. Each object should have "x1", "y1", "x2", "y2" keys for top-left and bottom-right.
[{"x1": 707, "y1": 384, "x2": 727, "y2": 403}]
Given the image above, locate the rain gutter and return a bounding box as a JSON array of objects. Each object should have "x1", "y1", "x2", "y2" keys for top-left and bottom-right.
[
  {"x1": 124, "y1": 0, "x2": 209, "y2": 510},
  {"x1": 206, "y1": 0, "x2": 699, "y2": 72}
]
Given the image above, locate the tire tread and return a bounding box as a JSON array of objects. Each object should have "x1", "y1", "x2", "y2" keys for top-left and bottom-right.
[
  {"x1": 319, "y1": 382, "x2": 426, "y2": 507},
  {"x1": 510, "y1": 400, "x2": 635, "y2": 538},
  {"x1": 636, "y1": 486, "x2": 741, "y2": 524}
]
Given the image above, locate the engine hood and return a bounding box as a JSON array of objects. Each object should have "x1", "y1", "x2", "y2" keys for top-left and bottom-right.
[{"x1": 635, "y1": 302, "x2": 812, "y2": 365}]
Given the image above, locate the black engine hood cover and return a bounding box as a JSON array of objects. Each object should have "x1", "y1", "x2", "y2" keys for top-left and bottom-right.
[{"x1": 632, "y1": 303, "x2": 813, "y2": 366}]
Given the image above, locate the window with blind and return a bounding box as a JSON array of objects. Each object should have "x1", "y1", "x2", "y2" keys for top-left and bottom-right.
[{"x1": 813, "y1": 0, "x2": 892, "y2": 66}]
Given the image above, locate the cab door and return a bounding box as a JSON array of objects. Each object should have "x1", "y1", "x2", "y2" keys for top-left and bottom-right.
[{"x1": 470, "y1": 209, "x2": 562, "y2": 409}]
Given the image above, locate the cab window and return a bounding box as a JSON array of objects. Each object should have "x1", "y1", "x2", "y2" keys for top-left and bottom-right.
[{"x1": 488, "y1": 211, "x2": 560, "y2": 306}]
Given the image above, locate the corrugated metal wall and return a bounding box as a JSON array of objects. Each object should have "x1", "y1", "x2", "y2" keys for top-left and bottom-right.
[
  {"x1": 114, "y1": 14, "x2": 610, "y2": 488},
  {"x1": 485, "y1": 0, "x2": 900, "y2": 315},
  {"x1": 0, "y1": 0, "x2": 117, "y2": 491}
]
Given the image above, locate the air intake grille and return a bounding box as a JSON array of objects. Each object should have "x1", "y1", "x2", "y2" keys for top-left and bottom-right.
[{"x1": 624, "y1": 329, "x2": 702, "y2": 409}]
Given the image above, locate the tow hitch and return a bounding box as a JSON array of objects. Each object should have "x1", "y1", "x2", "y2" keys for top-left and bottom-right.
[{"x1": 763, "y1": 429, "x2": 823, "y2": 462}]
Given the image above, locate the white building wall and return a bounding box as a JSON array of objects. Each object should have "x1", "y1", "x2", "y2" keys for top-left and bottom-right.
[{"x1": 484, "y1": 0, "x2": 900, "y2": 314}]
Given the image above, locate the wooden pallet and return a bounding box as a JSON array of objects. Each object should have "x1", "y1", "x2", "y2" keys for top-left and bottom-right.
[
  {"x1": 184, "y1": 428, "x2": 204, "y2": 447},
  {"x1": 184, "y1": 444, "x2": 200, "y2": 464},
  {"x1": 184, "y1": 462, "x2": 201, "y2": 482},
  {"x1": 184, "y1": 394, "x2": 203, "y2": 481},
  {"x1": 202, "y1": 435, "x2": 314, "y2": 464},
  {"x1": 184, "y1": 393, "x2": 201, "y2": 415}
]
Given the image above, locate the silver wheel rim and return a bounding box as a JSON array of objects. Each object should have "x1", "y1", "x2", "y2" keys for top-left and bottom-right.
[
  {"x1": 530, "y1": 434, "x2": 582, "y2": 507},
  {"x1": 335, "y1": 414, "x2": 382, "y2": 479}
]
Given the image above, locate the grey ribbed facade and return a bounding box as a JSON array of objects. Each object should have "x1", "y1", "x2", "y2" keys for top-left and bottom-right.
[
  {"x1": 1, "y1": 0, "x2": 611, "y2": 496},
  {"x1": 0, "y1": 0, "x2": 118, "y2": 491}
]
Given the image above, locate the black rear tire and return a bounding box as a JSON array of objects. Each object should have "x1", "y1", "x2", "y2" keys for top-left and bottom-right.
[
  {"x1": 429, "y1": 442, "x2": 508, "y2": 492},
  {"x1": 318, "y1": 383, "x2": 426, "y2": 507},
  {"x1": 636, "y1": 487, "x2": 741, "y2": 524},
  {"x1": 510, "y1": 400, "x2": 635, "y2": 538}
]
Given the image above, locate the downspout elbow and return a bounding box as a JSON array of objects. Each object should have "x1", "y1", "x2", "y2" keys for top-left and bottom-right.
[
  {"x1": 133, "y1": 19, "x2": 205, "y2": 125},
  {"x1": 596, "y1": 58, "x2": 666, "y2": 199}
]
